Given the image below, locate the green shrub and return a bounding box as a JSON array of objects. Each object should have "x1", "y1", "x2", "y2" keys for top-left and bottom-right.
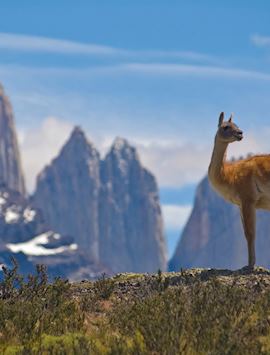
[
  {"x1": 2, "y1": 261, "x2": 270, "y2": 354},
  {"x1": 94, "y1": 273, "x2": 115, "y2": 300},
  {"x1": 0, "y1": 259, "x2": 84, "y2": 351},
  {"x1": 79, "y1": 273, "x2": 115, "y2": 314},
  {"x1": 109, "y1": 279, "x2": 270, "y2": 355}
]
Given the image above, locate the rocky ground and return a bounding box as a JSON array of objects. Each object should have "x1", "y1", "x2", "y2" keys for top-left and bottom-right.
[{"x1": 72, "y1": 266, "x2": 270, "y2": 300}]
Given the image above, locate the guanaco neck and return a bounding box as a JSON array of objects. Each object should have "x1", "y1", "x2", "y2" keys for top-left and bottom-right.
[{"x1": 208, "y1": 134, "x2": 229, "y2": 185}]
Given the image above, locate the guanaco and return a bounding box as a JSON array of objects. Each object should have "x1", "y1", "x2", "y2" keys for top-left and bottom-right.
[{"x1": 208, "y1": 112, "x2": 270, "y2": 270}]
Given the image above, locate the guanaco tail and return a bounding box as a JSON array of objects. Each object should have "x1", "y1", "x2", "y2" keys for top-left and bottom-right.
[{"x1": 208, "y1": 112, "x2": 270, "y2": 270}]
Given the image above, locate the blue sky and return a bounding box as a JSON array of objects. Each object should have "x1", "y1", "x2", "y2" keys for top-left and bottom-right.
[{"x1": 1, "y1": 1, "x2": 270, "y2": 256}]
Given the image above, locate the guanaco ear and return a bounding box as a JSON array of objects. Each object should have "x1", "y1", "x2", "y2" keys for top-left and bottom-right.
[
  {"x1": 228, "y1": 113, "x2": 233, "y2": 123},
  {"x1": 218, "y1": 112, "x2": 224, "y2": 127}
]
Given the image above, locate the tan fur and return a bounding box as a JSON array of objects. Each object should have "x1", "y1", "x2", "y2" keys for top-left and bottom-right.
[{"x1": 208, "y1": 112, "x2": 270, "y2": 269}]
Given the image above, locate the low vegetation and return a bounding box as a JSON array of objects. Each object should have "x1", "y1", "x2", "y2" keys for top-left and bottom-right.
[{"x1": 2, "y1": 260, "x2": 270, "y2": 354}]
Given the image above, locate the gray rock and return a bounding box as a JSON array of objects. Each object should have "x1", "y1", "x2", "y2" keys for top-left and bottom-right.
[
  {"x1": 0, "y1": 85, "x2": 25, "y2": 195},
  {"x1": 32, "y1": 127, "x2": 100, "y2": 260},
  {"x1": 0, "y1": 84, "x2": 108, "y2": 280},
  {"x1": 0, "y1": 185, "x2": 107, "y2": 281},
  {"x1": 0, "y1": 187, "x2": 45, "y2": 246},
  {"x1": 99, "y1": 137, "x2": 167, "y2": 273},
  {"x1": 33, "y1": 135, "x2": 167, "y2": 273}
]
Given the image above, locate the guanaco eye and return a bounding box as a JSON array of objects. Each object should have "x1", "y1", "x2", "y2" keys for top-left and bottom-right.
[{"x1": 223, "y1": 126, "x2": 229, "y2": 131}]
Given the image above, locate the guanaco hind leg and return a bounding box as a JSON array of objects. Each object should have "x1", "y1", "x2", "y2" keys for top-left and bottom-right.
[{"x1": 240, "y1": 202, "x2": 256, "y2": 269}]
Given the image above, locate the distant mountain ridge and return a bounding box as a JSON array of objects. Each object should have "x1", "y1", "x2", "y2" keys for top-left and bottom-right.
[
  {"x1": 33, "y1": 131, "x2": 167, "y2": 273},
  {"x1": 0, "y1": 83, "x2": 167, "y2": 277},
  {"x1": 0, "y1": 85, "x2": 110, "y2": 280}
]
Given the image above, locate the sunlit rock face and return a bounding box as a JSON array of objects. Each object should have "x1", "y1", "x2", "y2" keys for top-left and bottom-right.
[
  {"x1": 0, "y1": 85, "x2": 25, "y2": 195},
  {"x1": 33, "y1": 134, "x2": 167, "y2": 273},
  {"x1": 99, "y1": 138, "x2": 167, "y2": 273},
  {"x1": 169, "y1": 176, "x2": 270, "y2": 271},
  {"x1": 32, "y1": 127, "x2": 101, "y2": 261}
]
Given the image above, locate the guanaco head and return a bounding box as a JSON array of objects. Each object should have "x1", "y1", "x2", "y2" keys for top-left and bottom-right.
[{"x1": 216, "y1": 112, "x2": 243, "y2": 143}]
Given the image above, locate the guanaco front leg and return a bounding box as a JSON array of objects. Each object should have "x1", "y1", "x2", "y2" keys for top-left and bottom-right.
[{"x1": 240, "y1": 202, "x2": 256, "y2": 269}]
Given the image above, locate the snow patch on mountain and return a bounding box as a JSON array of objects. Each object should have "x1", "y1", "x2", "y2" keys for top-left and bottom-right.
[
  {"x1": 5, "y1": 208, "x2": 20, "y2": 223},
  {"x1": 7, "y1": 231, "x2": 78, "y2": 256},
  {"x1": 23, "y1": 207, "x2": 36, "y2": 223}
]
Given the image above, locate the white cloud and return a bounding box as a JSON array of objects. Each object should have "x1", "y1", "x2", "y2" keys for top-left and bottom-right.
[
  {"x1": 19, "y1": 120, "x2": 210, "y2": 193},
  {"x1": 84, "y1": 135, "x2": 213, "y2": 187},
  {"x1": 162, "y1": 204, "x2": 192, "y2": 230},
  {"x1": 136, "y1": 140, "x2": 211, "y2": 187},
  {"x1": 227, "y1": 132, "x2": 267, "y2": 159},
  {"x1": 134, "y1": 128, "x2": 270, "y2": 188},
  {"x1": 1, "y1": 61, "x2": 269, "y2": 83},
  {"x1": 0, "y1": 32, "x2": 118, "y2": 55},
  {"x1": 250, "y1": 34, "x2": 270, "y2": 47},
  {"x1": 0, "y1": 32, "x2": 213, "y2": 63},
  {"x1": 80, "y1": 131, "x2": 270, "y2": 190},
  {"x1": 18, "y1": 115, "x2": 270, "y2": 195},
  {"x1": 123, "y1": 63, "x2": 270, "y2": 81},
  {"x1": 18, "y1": 117, "x2": 73, "y2": 192}
]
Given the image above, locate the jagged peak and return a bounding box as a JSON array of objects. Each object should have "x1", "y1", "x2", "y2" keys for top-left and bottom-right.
[
  {"x1": 70, "y1": 125, "x2": 87, "y2": 140},
  {"x1": 64, "y1": 126, "x2": 97, "y2": 151},
  {"x1": 71, "y1": 126, "x2": 85, "y2": 136},
  {"x1": 52, "y1": 125, "x2": 100, "y2": 166},
  {"x1": 0, "y1": 83, "x2": 11, "y2": 104},
  {"x1": 112, "y1": 137, "x2": 130, "y2": 150},
  {"x1": 103, "y1": 137, "x2": 141, "y2": 177},
  {"x1": 0, "y1": 84, "x2": 13, "y2": 116},
  {"x1": 110, "y1": 137, "x2": 137, "y2": 157}
]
